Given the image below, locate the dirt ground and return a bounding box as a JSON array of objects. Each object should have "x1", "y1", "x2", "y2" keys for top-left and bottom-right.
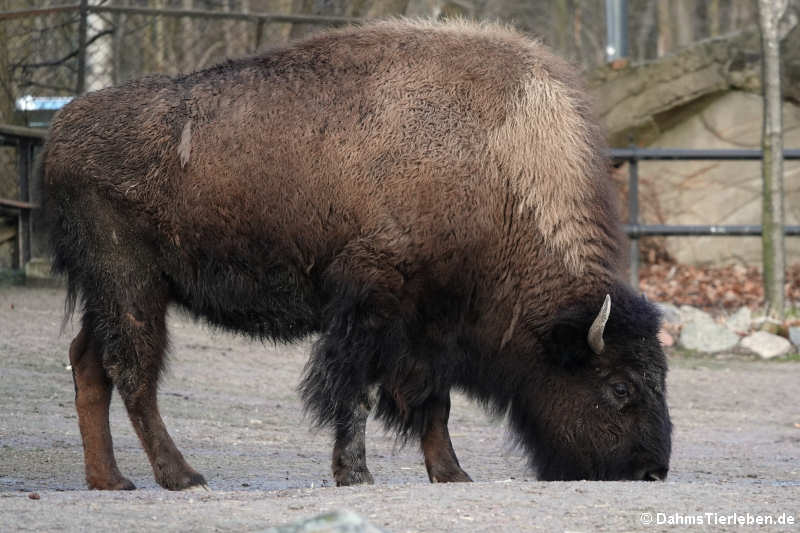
[{"x1": 1, "y1": 286, "x2": 798, "y2": 532}]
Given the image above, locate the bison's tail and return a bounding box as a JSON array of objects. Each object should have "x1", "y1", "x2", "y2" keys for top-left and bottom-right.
[{"x1": 39, "y1": 144, "x2": 80, "y2": 332}]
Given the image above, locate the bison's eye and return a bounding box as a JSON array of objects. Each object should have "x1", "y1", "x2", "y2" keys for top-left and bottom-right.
[{"x1": 612, "y1": 382, "x2": 629, "y2": 399}]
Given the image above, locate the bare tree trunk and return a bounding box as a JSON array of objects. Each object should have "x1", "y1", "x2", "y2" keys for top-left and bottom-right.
[
  {"x1": 290, "y1": 0, "x2": 350, "y2": 39},
  {"x1": 0, "y1": 0, "x2": 17, "y2": 124},
  {"x1": 708, "y1": 0, "x2": 720, "y2": 37},
  {"x1": 223, "y1": 0, "x2": 234, "y2": 59},
  {"x1": 181, "y1": 0, "x2": 196, "y2": 72},
  {"x1": 112, "y1": 11, "x2": 124, "y2": 85},
  {"x1": 656, "y1": 0, "x2": 672, "y2": 57},
  {"x1": 365, "y1": 0, "x2": 409, "y2": 17},
  {"x1": 672, "y1": 0, "x2": 693, "y2": 48},
  {"x1": 757, "y1": 0, "x2": 787, "y2": 320},
  {"x1": 405, "y1": 0, "x2": 441, "y2": 17},
  {"x1": 635, "y1": 0, "x2": 658, "y2": 62}
]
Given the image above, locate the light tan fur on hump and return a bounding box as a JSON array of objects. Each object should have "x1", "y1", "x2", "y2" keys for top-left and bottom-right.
[{"x1": 488, "y1": 63, "x2": 606, "y2": 276}]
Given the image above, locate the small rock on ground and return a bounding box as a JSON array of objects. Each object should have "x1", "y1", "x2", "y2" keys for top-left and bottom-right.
[
  {"x1": 679, "y1": 305, "x2": 708, "y2": 324},
  {"x1": 263, "y1": 510, "x2": 387, "y2": 533},
  {"x1": 725, "y1": 307, "x2": 752, "y2": 334},
  {"x1": 656, "y1": 302, "x2": 681, "y2": 325},
  {"x1": 678, "y1": 307, "x2": 739, "y2": 353},
  {"x1": 740, "y1": 331, "x2": 792, "y2": 359},
  {"x1": 789, "y1": 326, "x2": 800, "y2": 348}
]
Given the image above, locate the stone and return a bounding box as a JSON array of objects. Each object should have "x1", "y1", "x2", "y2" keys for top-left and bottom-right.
[
  {"x1": 263, "y1": 510, "x2": 386, "y2": 533},
  {"x1": 679, "y1": 305, "x2": 710, "y2": 324},
  {"x1": 656, "y1": 302, "x2": 681, "y2": 326},
  {"x1": 725, "y1": 307, "x2": 752, "y2": 335},
  {"x1": 753, "y1": 318, "x2": 782, "y2": 335},
  {"x1": 740, "y1": 331, "x2": 792, "y2": 359},
  {"x1": 678, "y1": 308, "x2": 739, "y2": 353},
  {"x1": 789, "y1": 327, "x2": 800, "y2": 348},
  {"x1": 24, "y1": 257, "x2": 52, "y2": 279}
]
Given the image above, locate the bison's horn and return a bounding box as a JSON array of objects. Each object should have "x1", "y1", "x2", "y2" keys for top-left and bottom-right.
[{"x1": 587, "y1": 294, "x2": 611, "y2": 355}]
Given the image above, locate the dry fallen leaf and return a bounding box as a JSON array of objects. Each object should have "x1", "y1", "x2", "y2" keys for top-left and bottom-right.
[{"x1": 639, "y1": 262, "x2": 800, "y2": 311}]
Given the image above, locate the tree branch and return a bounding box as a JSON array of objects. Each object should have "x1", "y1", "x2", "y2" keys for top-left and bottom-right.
[{"x1": 12, "y1": 28, "x2": 113, "y2": 71}]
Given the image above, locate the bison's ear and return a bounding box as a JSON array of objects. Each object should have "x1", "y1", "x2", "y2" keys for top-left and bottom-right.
[{"x1": 549, "y1": 319, "x2": 593, "y2": 369}]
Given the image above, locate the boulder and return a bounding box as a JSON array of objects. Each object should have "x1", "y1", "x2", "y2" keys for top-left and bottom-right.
[
  {"x1": 264, "y1": 510, "x2": 387, "y2": 533},
  {"x1": 740, "y1": 331, "x2": 792, "y2": 359},
  {"x1": 656, "y1": 302, "x2": 681, "y2": 326},
  {"x1": 725, "y1": 307, "x2": 752, "y2": 335},
  {"x1": 678, "y1": 307, "x2": 739, "y2": 353},
  {"x1": 789, "y1": 326, "x2": 800, "y2": 348}
]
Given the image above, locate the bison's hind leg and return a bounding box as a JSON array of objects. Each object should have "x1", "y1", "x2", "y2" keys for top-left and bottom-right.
[
  {"x1": 80, "y1": 275, "x2": 206, "y2": 491},
  {"x1": 69, "y1": 321, "x2": 135, "y2": 490}
]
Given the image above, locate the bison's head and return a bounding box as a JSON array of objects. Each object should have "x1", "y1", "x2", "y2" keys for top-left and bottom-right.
[{"x1": 516, "y1": 284, "x2": 672, "y2": 481}]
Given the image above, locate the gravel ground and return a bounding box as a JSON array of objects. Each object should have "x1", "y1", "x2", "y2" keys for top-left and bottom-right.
[{"x1": 1, "y1": 286, "x2": 798, "y2": 532}]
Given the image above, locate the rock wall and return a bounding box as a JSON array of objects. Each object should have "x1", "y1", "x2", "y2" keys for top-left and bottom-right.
[{"x1": 633, "y1": 90, "x2": 800, "y2": 265}]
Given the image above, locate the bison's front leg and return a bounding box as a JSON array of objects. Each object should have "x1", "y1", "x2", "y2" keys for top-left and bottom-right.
[
  {"x1": 332, "y1": 392, "x2": 375, "y2": 486},
  {"x1": 421, "y1": 394, "x2": 472, "y2": 483}
]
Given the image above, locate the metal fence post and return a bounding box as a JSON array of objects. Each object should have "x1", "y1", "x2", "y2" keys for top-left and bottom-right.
[
  {"x1": 628, "y1": 151, "x2": 639, "y2": 288},
  {"x1": 16, "y1": 139, "x2": 32, "y2": 268},
  {"x1": 76, "y1": 0, "x2": 88, "y2": 94}
]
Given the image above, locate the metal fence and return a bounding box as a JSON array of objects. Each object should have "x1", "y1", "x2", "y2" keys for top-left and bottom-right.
[{"x1": 613, "y1": 148, "x2": 800, "y2": 286}]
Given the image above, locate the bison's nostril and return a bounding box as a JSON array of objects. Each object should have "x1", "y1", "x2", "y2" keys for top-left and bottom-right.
[{"x1": 643, "y1": 467, "x2": 668, "y2": 481}]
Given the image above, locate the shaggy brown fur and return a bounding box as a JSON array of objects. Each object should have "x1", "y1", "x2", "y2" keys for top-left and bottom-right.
[{"x1": 44, "y1": 19, "x2": 670, "y2": 490}]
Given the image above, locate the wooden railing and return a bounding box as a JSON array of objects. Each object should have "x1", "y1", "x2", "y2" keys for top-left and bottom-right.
[{"x1": 0, "y1": 124, "x2": 47, "y2": 270}]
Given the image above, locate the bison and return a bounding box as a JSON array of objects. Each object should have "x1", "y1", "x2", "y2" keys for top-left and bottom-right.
[{"x1": 43, "y1": 19, "x2": 672, "y2": 490}]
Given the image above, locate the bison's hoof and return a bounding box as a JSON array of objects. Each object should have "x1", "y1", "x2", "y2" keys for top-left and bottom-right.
[
  {"x1": 335, "y1": 468, "x2": 375, "y2": 486},
  {"x1": 429, "y1": 467, "x2": 473, "y2": 483},
  {"x1": 87, "y1": 475, "x2": 136, "y2": 491},
  {"x1": 157, "y1": 468, "x2": 207, "y2": 491},
  {"x1": 181, "y1": 483, "x2": 211, "y2": 492}
]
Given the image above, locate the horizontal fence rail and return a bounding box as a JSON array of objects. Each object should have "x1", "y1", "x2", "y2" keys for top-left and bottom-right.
[
  {"x1": 624, "y1": 224, "x2": 800, "y2": 236},
  {"x1": 611, "y1": 147, "x2": 800, "y2": 286},
  {"x1": 612, "y1": 148, "x2": 800, "y2": 161},
  {"x1": 0, "y1": 124, "x2": 48, "y2": 142}
]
